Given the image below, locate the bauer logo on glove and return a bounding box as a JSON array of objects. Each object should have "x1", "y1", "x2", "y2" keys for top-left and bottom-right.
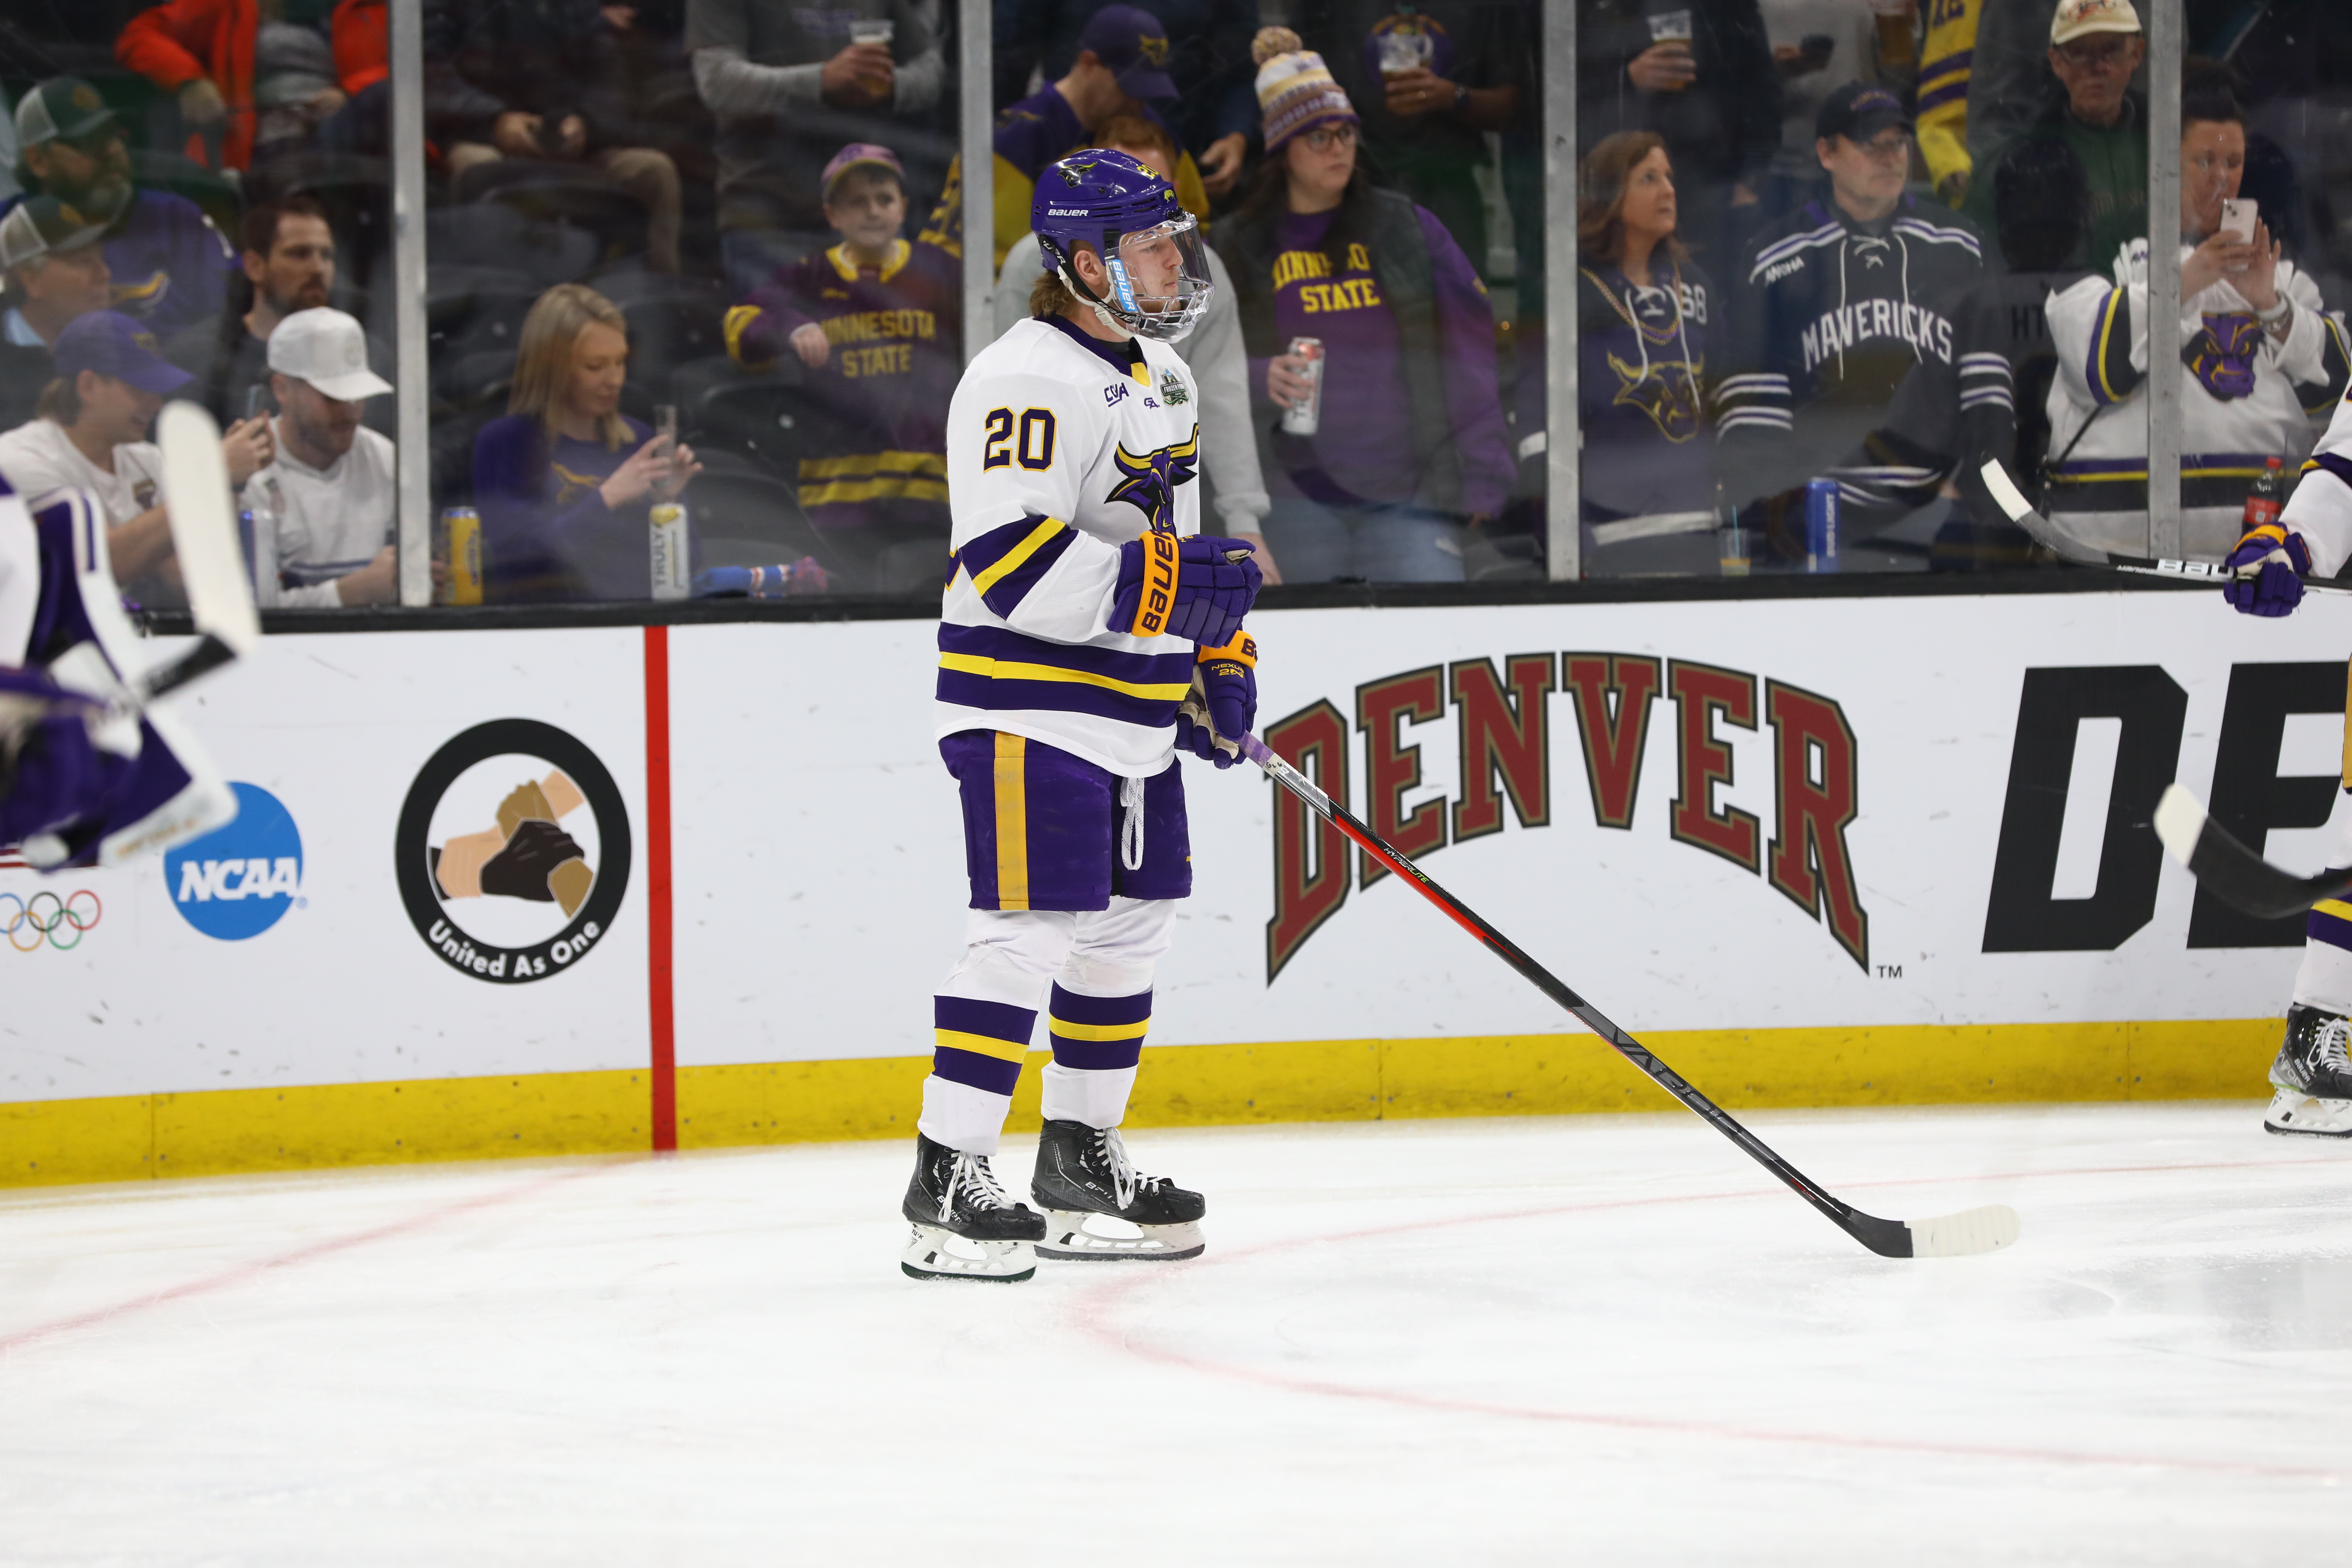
[{"x1": 1111, "y1": 534, "x2": 1262, "y2": 645}]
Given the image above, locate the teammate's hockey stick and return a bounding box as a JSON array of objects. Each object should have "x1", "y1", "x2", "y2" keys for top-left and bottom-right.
[
  {"x1": 2152, "y1": 783, "x2": 2352, "y2": 919},
  {"x1": 1233, "y1": 728, "x2": 2022, "y2": 1260},
  {"x1": 144, "y1": 401, "x2": 261, "y2": 706},
  {"x1": 1976, "y1": 457, "x2": 2352, "y2": 593}
]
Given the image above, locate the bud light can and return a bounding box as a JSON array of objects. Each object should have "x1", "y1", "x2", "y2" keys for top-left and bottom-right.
[
  {"x1": 649, "y1": 503, "x2": 691, "y2": 602},
  {"x1": 1803, "y1": 478, "x2": 1840, "y2": 572},
  {"x1": 438, "y1": 507, "x2": 482, "y2": 605},
  {"x1": 1280, "y1": 337, "x2": 1325, "y2": 436}
]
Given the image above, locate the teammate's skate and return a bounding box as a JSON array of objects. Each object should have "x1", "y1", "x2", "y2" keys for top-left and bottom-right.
[
  {"x1": 901, "y1": 1133, "x2": 1047, "y2": 1281},
  {"x1": 1031, "y1": 1119, "x2": 1205, "y2": 1261},
  {"x1": 2265, "y1": 1004, "x2": 2352, "y2": 1137}
]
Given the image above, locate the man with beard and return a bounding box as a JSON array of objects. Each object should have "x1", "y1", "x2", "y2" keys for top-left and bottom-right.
[
  {"x1": 8, "y1": 79, "x2": 236, "y2": 339},
  {"x1": 166, "y1": 195, "x2": 387, "y2": 434},
  {"x1": 0, "y1": 198, "x2": 114, "y2": 434},
  {"x1": 239, "y1": 308, "x2": 400, "y2": 607}
]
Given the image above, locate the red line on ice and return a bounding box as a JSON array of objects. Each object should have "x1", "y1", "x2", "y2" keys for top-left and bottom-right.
[{"x1": 1071, "y1": 1152, "x2": 2348, "y2": 1483}]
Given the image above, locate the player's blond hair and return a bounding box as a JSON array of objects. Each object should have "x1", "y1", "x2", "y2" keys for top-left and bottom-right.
[{"x1": 508, "y1": 282, "x2": 632, "y2": 450}]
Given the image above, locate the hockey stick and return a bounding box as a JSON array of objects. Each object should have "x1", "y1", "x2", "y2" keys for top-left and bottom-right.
[
  {"x1": 1233, "y1": 729, "x2": 2022, "y2": 1260},
  {"x1": 2152, "y1": 783, "x2": 2352, "y2": 919},
  {"x1": 1976, "y1": 457, "x2": 2352, "y2": 593},
  {"x1": 143, "y1": 402, "x2": 261, "y2": 707}
]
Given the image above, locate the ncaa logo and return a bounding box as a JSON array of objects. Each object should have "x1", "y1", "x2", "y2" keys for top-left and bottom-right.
[{"x1": 165, "y1": 782, "x2": 303, "y2": 941}]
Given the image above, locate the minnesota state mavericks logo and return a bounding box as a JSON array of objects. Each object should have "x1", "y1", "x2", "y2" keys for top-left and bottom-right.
[
  {"x1": 1606, "y1": 353, "x2": 1703, "y2": 443},
  {"x1": 1107, "y1": 427, "x2": 1200, "y2": 531}
]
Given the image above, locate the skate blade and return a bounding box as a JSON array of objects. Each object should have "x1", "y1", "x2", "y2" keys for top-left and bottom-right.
[
  {"x1": 1036, "y1": 1210, "x2": 1204, "y2": 1262},
  {"x1": 899, "y1": 1224, "x2": 1037, "y2": 1282},
  {"x1": 2263, "y1": 1088, "x2": 2352, "y2": 1139}
]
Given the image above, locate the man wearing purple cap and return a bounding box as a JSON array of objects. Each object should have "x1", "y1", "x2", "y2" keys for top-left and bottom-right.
[
  {"x1": 0, "y1": 310, "x2": 271, "y2": 596},
  {"x1": 919, "y1": 5, "x2": 1209, "y2": 273}
]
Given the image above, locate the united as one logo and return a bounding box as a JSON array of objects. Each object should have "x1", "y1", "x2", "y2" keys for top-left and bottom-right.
[{"x1": 164, "y1": 782, "x2": 303, "y2": 940}]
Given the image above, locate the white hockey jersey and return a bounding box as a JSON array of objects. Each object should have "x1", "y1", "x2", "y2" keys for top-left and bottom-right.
[
  {"x1": 2041, "y1": 239, "x2": 2350, "y2": 559},
  {"x1": 2281, "y1": 382, "x2": 2352, "y2": 578},
  {"x1": 936, "y1": 314, "x2": 1203, "y2": 777}
]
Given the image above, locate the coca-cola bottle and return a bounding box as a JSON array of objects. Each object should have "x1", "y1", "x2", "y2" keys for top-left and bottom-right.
[{"x1": 2245, "y1": 455, "x2": 2289, "y2": 531}]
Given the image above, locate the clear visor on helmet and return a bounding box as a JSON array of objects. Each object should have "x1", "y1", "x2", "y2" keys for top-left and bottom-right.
[{"x1": 1101, "y1": 214, "x2": 1213, "y2": 342}]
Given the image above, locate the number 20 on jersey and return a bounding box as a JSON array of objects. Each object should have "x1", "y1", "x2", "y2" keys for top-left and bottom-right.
[{"x1": 983, "y1": 407, "x2": 1057, "y2": 471}]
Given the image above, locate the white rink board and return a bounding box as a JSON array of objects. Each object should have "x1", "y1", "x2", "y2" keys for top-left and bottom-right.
[{"x1": 7, "y1": 590, "x2": 2348, "y2": 1105}]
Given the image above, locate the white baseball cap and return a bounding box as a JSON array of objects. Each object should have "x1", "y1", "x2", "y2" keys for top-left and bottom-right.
[
  {"x1": 2051, "y1": 0, "x2": 2142, "y2": 46},
  {"x1": 267, "y1": 307, "x2": 393, "y2": 401}
]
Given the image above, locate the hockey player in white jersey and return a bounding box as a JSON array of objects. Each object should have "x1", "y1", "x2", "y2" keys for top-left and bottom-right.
[{"x1": 902, "y1": 150, "x2": 1265, "y2": 1281}]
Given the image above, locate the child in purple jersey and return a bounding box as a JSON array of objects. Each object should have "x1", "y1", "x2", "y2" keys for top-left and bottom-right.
[
  {"x1": 726, "y1": 144, "x2": 960, "y2": 594},
  {"x1": 1211, "y1": 29, "x2": 1512, "y2": 583},
  {"x1": 473, "y1": 284, "x2": 703, "y2": 603}
]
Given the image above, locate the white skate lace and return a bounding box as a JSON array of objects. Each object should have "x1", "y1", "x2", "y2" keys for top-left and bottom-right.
[
  {"x1": 2317, "y1": 1016, "x2": 2352, "y2": 1074},
  {"x1": 939, "y1": 1150, "x2": 1015, "y2": 1223},
  {"x1": 1093, "y1": 1127, "x2": 1163, "y2": 1211}
]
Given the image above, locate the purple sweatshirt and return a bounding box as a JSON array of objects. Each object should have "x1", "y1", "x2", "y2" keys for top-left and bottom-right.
[
  {"x1": 473, "y1": 413, "x2": 696, "y2": 602},
  {"x1": 1246, "y1": 205, "x2": 1514, "y2": 517},
  {"x1": 727, "y1": 239, "x2": 959, "y2": 531}
]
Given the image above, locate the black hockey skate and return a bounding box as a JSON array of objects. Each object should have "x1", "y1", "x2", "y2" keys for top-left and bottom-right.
[
  {"x1": 1031, "y1": 1119, "x2": 1205, "y2": 1261},
  {"x1": 2265, "y1": 1004, "x2": 2352, "y2": 1138},
  {"x1": 901, "y1": 1133, "x2": 1046, "y2": 1281}
]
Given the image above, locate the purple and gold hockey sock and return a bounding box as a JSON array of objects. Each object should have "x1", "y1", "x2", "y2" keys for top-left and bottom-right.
[
  {"x1": 920, "y1": 996, "x2": 1037, "y2": 1155},
  {"x1": 1040, "y1": 983, "x2": 1148, "y2": 1130}
]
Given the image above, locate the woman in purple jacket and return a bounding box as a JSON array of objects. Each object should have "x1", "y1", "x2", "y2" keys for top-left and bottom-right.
[
  {"x1": 471, "y1": 283, "x2": 701, "y2": 602},
  {"x1": 1211, "y1": 28, "x2": 1513, "y2": 583}
]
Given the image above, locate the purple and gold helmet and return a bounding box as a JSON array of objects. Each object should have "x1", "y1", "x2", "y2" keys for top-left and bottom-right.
[{"x1": 1031, "y1": 149, "x2": 1212, "y2": 342}]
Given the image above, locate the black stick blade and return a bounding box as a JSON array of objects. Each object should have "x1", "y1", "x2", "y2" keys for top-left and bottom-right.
[
  {"x1": 1843, "y1": 1205, "x2": 2021, "y2": 1259},
  {"x1": 2154, "y1": 783, "x2": 2352, "y2": 920}
]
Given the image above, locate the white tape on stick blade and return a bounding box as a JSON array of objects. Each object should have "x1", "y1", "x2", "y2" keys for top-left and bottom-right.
[{"x1": 157, "y1": 400, "x2": 260, "y2": 656}]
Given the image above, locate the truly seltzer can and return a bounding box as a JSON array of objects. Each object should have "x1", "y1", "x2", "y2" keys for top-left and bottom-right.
[
  {"x1": 1802, "y1": 477, "x2": 1840, "y2": 573},
  {"x1": 1281, "y1": 337, "x2": 1326, "y2": 436},
  {"x1": 649, "y1": 502, "x2": 691, "y2": 602},
  {"x1": 439, "y1": 506, "x2": 483, "y2": 605}
]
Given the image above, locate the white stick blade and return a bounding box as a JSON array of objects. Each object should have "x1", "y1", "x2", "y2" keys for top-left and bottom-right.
[
  {"x1": 2152, "y1": 784, "x2": 2207, "y2": 868},
  {"x1": 1978, "y1": 458, "x2": 2033, "y2": 524},
  {"x1": 157, "y1": 400, "x2": 260, "y2": 656},
  {"x1": 1905, "y1": 1205, "x2": 2021, "y2": 1258}
]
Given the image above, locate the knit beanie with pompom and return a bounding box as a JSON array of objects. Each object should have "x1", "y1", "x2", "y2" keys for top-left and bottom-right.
[{"x1": 1252, "y1": 26, "x2": 1358, "y2": 153}]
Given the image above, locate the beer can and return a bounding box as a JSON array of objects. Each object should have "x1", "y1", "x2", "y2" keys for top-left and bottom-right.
[
  {"x1": 649, "y1": 502, "x2": 691, "y2": 602},
  {"x1": 439, "y1": 507, "x2": 483, "y2": 606},
  {"x1": 1803, "y1": 477, "x2": 1840, "y2": 573},
  {"x1": 1281, "y1": 337, "x2": 1326, "y2": 436}
]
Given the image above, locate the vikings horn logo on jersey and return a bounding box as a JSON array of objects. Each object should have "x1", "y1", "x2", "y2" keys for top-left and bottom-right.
[
  {"x1": 1106, "y1": 428, "x2": 1202, "y2": 533},
  {"x1": 1605, "y1": 353, "x2": 1703, "y2": 443}
]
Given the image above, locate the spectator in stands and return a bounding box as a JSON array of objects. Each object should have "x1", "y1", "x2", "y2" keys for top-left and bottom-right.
[
  {"x1": 473, "y1": 283, "x2": 704, "y2": 602},
  {"x1": 1758, "y1": 0, "x2": 1918, "y2": 205},
  {"x1": 2037, "y1": 80, "x2": 2349, "y2": 562},
  {"x1": 1212, "y1": 29, "x2": 1511, "y2": 583},
  {"x1": 992, "y1": 0, "x2": 1263, "y2": 200},
  {"x1": 1573, "y1": 132, "x2": 1719, "y2": 568},
  {"x1": 1576, "y1": 0, "x2": 1782, "y2": 272},
  {"x1": 10, "y1": 79, "x2": 238, "y2": 338},
  {"x1": 425, "y1": 0, "x2": 685, "y2": 274},
  {"x1": 1916, "y1": 0, "x2": 1983, "y2": 204},
  {"x1": 0, "y1": 199, "x2": 112, "y2": 436},
  {"x1": 166, "y1": 196, "x2": 386, "y2": 432},
  {"x1": 1715, "y1": 83, "x2": 1991, "y2": 541},
  {"x1": 0, "y1": 310, "x2": 272, "y2": 595},
  {"x1": 992, "y1": 114, "x2": 1276, "y2": 578},
  {"x1": 1965, "y1": 0, "x2": 2147, "y2": 271},
  {"x1": 114, "y1": 0, "x2": 350, "y2": 175},
  {"x1": 922, "y1": 6, "x2": 1207, "y2": 275},
  {"x1": 722, "y1": 143, "x2": 959, "y2": 594},
  {"x1": 687, "y1": 0, "x2": 944, "y2": 291},
  {"x1": 244, "y1": 307, "x2": 399, "y2": 607},
  {"x1": 1292, "y1": 0, "x2": 1527, "y2": 277}
]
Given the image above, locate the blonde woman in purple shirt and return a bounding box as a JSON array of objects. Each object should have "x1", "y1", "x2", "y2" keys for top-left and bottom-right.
[{"x1": 1211, "y1": 28, "x2": 1513, "y2": 582}]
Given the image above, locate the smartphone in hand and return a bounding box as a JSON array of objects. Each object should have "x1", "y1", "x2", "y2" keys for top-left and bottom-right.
[{"x1": 2220, "y1": 197, "x2": 2258, "y2": 243}]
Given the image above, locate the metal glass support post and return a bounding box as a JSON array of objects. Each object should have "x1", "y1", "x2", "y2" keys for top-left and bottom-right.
[
  {"x1": 2146, "y1": 0, "x2": 2184, "y2": 559},
  {"x1": 1542, "y1": 0, "x2": 1579, "y2": 580},
  {"x1": 960, "y1": 0, "x2": 993, "y2": 365},
  {"x1": 391, "y1": 0, "x2": 431, "y2": 607}
]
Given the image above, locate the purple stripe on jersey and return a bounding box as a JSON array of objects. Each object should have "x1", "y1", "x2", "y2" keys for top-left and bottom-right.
[
  {"x1": 1047, "y1": 984, "x2": 1153, "y2": 1027},
  {"x1": 1051, "y1": 1036, "x2": 1144, "y2": 1070},
  {"x1": 938, "y1": 622, "x2": 1194, "y2": 685},
  {"x1": 936, "y1": 995, "x2": 1038, "y2": 1048},
  {"x1": 2309, "y1": 453, "x2": 2352, "y2": 493},
  {"x1": 932, "y1": 1044, "x2": 1026, "y2": 1096},
  {"x1": 1915, "y1": 79, "x2": 1969, "y2": 113},
  {"x1": 958, "y1": 515, "x2": 1079, "y2": 618},
  {"x1": 2309, "y1": 904, "x2": 2352, "y2": 954},
  {"x1": 938, "y1": 668, "x2": 1184, "y2": 728}
]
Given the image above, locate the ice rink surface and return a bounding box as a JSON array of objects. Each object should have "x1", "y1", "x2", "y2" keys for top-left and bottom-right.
[{"x1": 3, "y1": 1104, "x2": 2350, "y2": 1565}]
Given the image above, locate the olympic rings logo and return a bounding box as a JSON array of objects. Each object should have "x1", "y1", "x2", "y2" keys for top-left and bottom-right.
[{"x1": 2, "y1": 889, "x2": 103, "y2": 952}]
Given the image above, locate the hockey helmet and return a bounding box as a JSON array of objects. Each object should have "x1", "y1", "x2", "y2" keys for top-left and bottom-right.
[{"x1": 1031, "y1": 149, "x2": 1212, "y2": 342}]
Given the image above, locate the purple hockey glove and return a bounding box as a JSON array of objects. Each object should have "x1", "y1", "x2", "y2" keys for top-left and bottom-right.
[
  {"x1": 2222, "y1": 523, "x2": 2311, "y2": 618},
  {"x1": 1111, "y1": 534, "x2": 1262, "y2": 645},
  {"x1": 1176, "y1": 632, "x2": 1258, "y2": 768}
]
